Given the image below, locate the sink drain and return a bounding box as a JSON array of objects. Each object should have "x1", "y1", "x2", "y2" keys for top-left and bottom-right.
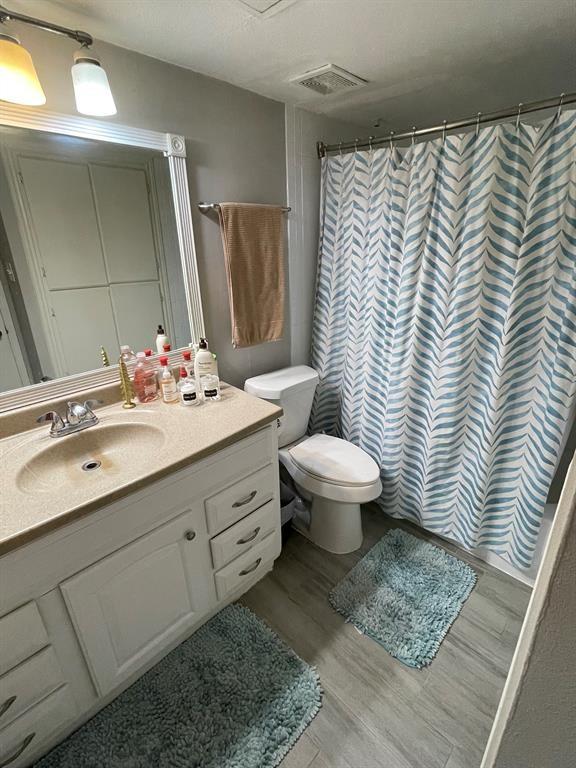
[{"x1": 81, "y1": 459, "x2": 101, "y2": 472}]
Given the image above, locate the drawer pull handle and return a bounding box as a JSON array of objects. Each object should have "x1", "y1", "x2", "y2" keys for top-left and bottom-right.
[
  {"x1": 232, "y1": 490, "x2": 257, "y2": 508},
  {"x1": 184, "y1": 530, "x2": 196, "y2": 541},
  {"x1": 0, "y1": 696, "x2": 16, "y2": 720},
  {"x1": 239, "y1": 557, "x2": 262, "y2": 576},
  {"x1": 237, "y1": 527, "x2": 261, "y2": 545},
  {"x1": 0, "y1": 732, "x2": 35, "y2": 767}
]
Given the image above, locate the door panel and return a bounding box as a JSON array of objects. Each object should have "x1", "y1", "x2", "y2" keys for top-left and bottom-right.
[
  {"x1": 91, "y1": 164, "x2": 159, "y2": 283},
  {"x1": 60, "y1": 507, "x2": 216, "y2": 695},
  {"x1": 110, "y1": 282, "x2": 164, "y2": 353},
  {"x1": 50, "y1": 288, "x2": 117, "y2": 375},
  {"x1": 0, "y1": 306, "x2": 27, "y2": 390},
  {"x1": 19, "y1": 157, "x2": 106, "y2": 290}
]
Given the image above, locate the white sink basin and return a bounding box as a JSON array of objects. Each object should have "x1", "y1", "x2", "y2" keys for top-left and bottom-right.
[{"x1": 16, "y1": 422, "x2": 165, "y2": 495}]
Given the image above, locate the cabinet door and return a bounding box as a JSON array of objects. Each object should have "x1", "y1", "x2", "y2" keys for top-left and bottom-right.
[{"x1": 60, "y1": 506, "x2": 216, "y2": 695}]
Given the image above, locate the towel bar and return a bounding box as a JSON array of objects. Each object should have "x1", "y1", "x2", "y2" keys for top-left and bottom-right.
[{"x1": 198, "y1": 202, "x2": 291, "y2": 213}]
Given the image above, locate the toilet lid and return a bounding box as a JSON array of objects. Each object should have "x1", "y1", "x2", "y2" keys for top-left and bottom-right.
[{"x1": 289, "y1": 434, "x2": 380, "y2": 487}]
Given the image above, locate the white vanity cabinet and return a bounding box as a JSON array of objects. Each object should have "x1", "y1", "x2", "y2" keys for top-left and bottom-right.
[
  {"x1": 0, "y1": 423, "x2": 281, "y2": 767},
  {"x1": 61, "y1": 505, "x2": 216, "y2": 695}
]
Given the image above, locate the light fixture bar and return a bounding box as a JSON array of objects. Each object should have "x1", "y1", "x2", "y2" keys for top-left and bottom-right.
[{"x1": 0, "y1": 3, "x2": 93, "y2": 47}]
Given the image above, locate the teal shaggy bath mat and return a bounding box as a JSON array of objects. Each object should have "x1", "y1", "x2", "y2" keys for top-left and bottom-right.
[
  {"x1": 35, "y1": 604, "x2": 321, "y2": 768},
  {"x1": 329, "y1": 528, "x2": 476, "y2": 668}
]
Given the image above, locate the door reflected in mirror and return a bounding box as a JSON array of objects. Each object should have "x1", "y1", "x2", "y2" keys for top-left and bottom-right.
[{"x1": 0, "y1": 126, "x2": 190, "y2": 395}]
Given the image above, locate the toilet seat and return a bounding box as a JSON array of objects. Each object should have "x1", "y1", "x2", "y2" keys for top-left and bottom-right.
[
  {"x1": 280, "y1": 435, "x2": 382, "y2": 504},
  {"x1": 289, "y1": 434, "x2": 380, "y2": 487}
]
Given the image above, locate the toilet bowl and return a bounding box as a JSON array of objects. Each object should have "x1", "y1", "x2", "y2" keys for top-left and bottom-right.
[
  {"x1": 244, "y1": 366, "x2": 382, "y2": 554},
  {"x1": 280, "y1": 433, "x2": 382, "y2": 553}
]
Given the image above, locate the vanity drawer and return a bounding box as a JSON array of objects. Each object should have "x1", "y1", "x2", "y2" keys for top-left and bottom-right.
[
  {"x1": 205, "y1": 464, "x2": 276, "y2": 535},
  {"x1": 213, "y1": 529, "x2": 281, "y2": 602},
  {"x1": 0, "y1": 685, "x2": 76, "y2": 768},
  {"x1": 0, "y1": 648, "x2": 64, "y2": 728},
  {"x1": 210, "y1": 500, "x2": 279, "y2": 570},
  {"x1": 0, "y1": 603, "x2": 49, "y2": 677}
]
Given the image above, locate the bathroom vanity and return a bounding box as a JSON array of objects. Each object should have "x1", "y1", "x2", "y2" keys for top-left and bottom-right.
[{"x1": 0, "y1": 387, "x2": 282, "y2": 767}]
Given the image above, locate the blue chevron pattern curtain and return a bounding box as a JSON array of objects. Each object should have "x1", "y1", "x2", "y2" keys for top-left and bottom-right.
[{"x1": 310, "y1": 110, "x2": 576, "y2": 568}]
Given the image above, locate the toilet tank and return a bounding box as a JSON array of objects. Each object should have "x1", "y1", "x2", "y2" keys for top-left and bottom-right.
[{"x1": 244, "y1": 366, "x2": 319, "y2": 447}]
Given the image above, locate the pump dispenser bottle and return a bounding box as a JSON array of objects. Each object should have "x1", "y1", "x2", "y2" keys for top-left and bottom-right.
[
  {"x1": 194, "y1": 338, "x2": 217, "y2": 380},
  {"x1": 155, "y1": 325, "x2": 169, "y2": 354}
]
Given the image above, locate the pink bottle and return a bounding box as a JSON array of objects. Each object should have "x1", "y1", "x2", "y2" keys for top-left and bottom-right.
[{"x1": 133, "y1": 352, "x2": 158, "y2": 403}]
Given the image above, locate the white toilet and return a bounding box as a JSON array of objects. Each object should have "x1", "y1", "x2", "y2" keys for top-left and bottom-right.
[{"x1": 244, "y1": 365, "x2": 382, "y2": 554}]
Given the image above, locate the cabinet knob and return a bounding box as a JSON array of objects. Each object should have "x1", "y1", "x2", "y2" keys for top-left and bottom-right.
[{"x1": 184, "y1": 530, "x2": 196, "y2": 541}]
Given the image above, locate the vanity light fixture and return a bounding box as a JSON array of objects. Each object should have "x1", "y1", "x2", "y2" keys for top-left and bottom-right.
[
  {"x1": 0, "y1": 29, "x2": 45, "y2": 105},
  {"x1": 71, "y1": 48, "x2": 116, "y2": 117},
  {"x1": 0, "y1": 3, "x2": 116, "y2": 116}
]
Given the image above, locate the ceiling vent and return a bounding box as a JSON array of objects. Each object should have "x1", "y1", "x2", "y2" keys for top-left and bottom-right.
[{"x1": 290, "y1": 64, "x2": 367, "y2": 95}]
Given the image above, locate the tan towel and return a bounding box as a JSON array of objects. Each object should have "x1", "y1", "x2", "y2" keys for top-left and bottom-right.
[{"x1": 218, "y1": 203, "x2": 285, "y2": 348}]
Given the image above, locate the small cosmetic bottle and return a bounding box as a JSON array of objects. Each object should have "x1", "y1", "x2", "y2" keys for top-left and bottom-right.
[
  {"x1": 201, "y1": 373, "x2": 221, "y2": 402},
  {"x1": 178, "y1": 366, "x2": 199, "y2": 407},
  {"x1": 159, "y1": 356, "x2": 178, "y2": 403},
  {"x1": 182, "y1": 349, "x2": 194, "y2": 378}
]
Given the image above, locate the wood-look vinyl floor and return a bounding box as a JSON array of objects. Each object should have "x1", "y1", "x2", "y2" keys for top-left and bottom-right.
[{"x1": 240, "y1": 506, "x2": 531, "y2": 768}]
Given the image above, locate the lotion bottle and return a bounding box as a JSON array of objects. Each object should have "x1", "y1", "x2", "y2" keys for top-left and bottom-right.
[{"x1": 194, "y1": 338, "x2": 217, "y2": 380}]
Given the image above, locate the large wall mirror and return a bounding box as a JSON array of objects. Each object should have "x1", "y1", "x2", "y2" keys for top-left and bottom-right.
[{"x1": 0, "y1": 105, "x2": 204, "y2": 412}]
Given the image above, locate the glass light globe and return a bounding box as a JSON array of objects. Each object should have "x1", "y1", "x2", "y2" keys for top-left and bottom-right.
[
  {"x1": 71, "y1": 51, "x2": 116, "y2": 117},
  {"x1": 0, "y1": 33, "x2": 46, "y2": 106}
]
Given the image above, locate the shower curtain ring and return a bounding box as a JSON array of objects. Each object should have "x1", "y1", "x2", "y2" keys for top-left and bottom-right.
[
  {"x1": 411, "y1": 126, "x2": 416, "y2": 146},
  {"x1": 368, "y1": 135, "x2": 374, "y2": 152},
  {"x1": 516, "y1": 103, "x2": 523, "y2": 130},
  {"x1": 354, "y1": 137, "x2": 359, "y2": 151},
  {"x1": 441, "y1": 120, "x2": 447, "y2": 144},
  {"x1": 557, "y1": 93, "x2": 565, "y2": 119},
  {"x1": 389, "y1": 131, "x2": 395, "y2": 149},
  {"x1": 476, "y1": 112, "x2": 482, "y2": 137},
  {"x1": 338, "y1": 142, "x2": 343, "y2": 157}
]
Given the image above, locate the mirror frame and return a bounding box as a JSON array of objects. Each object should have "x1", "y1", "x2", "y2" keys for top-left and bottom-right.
[{"x1": 0, "y1": 103, "x2": 205, "y2": 412}]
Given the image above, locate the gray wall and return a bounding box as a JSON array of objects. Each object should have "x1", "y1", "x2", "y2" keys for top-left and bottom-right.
[{"x1": 15, "y1": 25, "x2": 289, "y2": 387}]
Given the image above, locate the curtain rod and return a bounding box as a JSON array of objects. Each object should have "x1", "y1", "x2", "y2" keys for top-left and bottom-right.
[{"x1": 316, "y1": 91, "x2": 576, "y2": 158}]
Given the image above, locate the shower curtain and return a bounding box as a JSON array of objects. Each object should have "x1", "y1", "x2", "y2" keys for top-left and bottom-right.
[{"x1": 310, "y1": 110, "x2": 576, "y2": 568}]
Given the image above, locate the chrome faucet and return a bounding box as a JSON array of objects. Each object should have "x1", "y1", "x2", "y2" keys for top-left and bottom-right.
[{"x1": 36, "y1": 400, "x2": 103, "y2": 437}]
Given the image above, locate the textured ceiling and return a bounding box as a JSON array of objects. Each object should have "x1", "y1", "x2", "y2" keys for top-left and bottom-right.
[{"x1": 6, "y1": 0, "x2": 576, "y2": 129}]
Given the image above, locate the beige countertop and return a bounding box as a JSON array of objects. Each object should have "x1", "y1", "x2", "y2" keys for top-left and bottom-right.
[{"x1": 0, "y1": 384, "x2": 281, "y2": 556}]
